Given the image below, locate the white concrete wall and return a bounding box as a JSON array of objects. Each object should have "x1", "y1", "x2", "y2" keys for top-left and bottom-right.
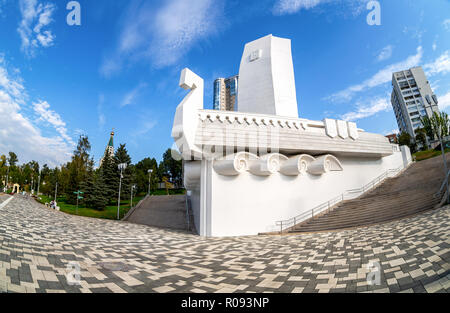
[
  {"x1": 401, "y1": 145, "x2": 412, "y2": 167},
  {"x1": 238, "y1": 35, "x2": 299, "y2": 118},
  {"x1": 189, "y1": 149, "x2": 411, "y2": 237}
]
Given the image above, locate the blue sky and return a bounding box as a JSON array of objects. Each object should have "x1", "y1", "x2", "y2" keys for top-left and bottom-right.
[{"x1": 0, "y1": 0, "x2": 449, "y2": 167}]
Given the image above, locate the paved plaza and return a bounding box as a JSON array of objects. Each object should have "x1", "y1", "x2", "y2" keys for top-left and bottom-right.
[{"x1": 0, "y1": 194, "x2": 449, "y2": 293}]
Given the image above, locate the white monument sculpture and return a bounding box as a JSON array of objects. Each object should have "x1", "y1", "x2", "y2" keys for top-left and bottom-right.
[
  {"x1": 172, "y1": 34, "x2": 412, "y2": 237},
  {"x1": 238, "y1": 35, "x2": 299, "y2": 118}
]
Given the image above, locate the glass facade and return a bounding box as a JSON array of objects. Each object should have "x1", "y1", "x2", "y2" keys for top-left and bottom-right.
[
  {"x1": 213, "y1": 79, "x2": 222, "y2": 110},
  {"x1": 213, "y1": 75, "x2": 239, "y2": 111}
]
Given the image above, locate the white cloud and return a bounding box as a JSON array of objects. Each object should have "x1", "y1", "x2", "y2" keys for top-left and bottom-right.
[
  {"x1": 17, "y1": 0, "x2": 55, "y2": 57},
  {"x1": 0, "y1": 0, "x2": 6, "y2": 15},
  {"x1": 424, "y1": 51, "x2": 450, "y2": 76},
  {"x1": 100, "y1": 0, "x2": 223, "y2": 77},
  {"x1": 432, "y1": 37, "x2": 438, "y2": 51},
  {"x1": 443, "y1": 19, "x2": 450, "y2": 31},
  {"x1": 33, "y1": 100, "x2": 74, "y2": 145},
  {"x1": 438, "y1": 91, "x2": 450, "y2": 111},
  {"x1": 326, "y1": 46, "x2": 423, "y2": 103},
  {"x1": 340, "y1": 97, "x2": 391, "y2": 121},
  {"x1": 384, "y1": 129, "x2": 399, "y2": 136},
  {"x1": 0, "y1": 58, "x2": 73, "y2": 167},
  {"x1": 377, "y1": 45, "x2": 393, "y2": 62},
  {"x1": 135, "y1": 120, "x2": 157, "y2": 136},
  {"x1": 97, "y1": 94, "x2": 106, "y2": 130},
  {"x1": 273, "y1": 0, "x2": 367, "y2": 16},
  {"x1": 273, "y1": 0, "x2": 325, "y2": 15},
  {"x1": 120, "y1": 83, "x2": 147, "y2": 107}
]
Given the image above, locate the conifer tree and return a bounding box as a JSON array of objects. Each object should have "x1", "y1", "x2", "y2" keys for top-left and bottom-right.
[
  {"x1": 100, "y1": 153, "x2": 118, "y2": 203},
  {"x1": 114, "y1": 144, "x2": 133, "y2": 201}
]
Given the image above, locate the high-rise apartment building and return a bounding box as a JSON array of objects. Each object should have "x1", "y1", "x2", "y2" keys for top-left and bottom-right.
[
  {"x1": 213, "y1": 75, "x2": 238, "y2": 111},
  {"x1": 391, "y1": 66, "x2": 439, "y2": 139}
]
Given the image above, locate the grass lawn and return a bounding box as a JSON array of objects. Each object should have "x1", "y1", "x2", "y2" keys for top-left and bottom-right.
[
  {"x1": 35, "y1": 189, "x2": 186, "y2": 220},
  {"x1": 413, "y1": 148, "x2": 450, "y2": 162},
  {"x1": 37, "y1": 194, "x2": 146, "y2": 220}
]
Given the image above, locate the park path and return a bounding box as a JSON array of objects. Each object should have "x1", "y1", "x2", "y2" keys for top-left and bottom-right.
[{"x1": 0, "y1": 195, "x2": 448, "y2": 293}]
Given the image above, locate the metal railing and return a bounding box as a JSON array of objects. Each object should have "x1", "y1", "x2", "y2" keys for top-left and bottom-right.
[
  {"x1": 185, "y1": 192, "x2": 196, "y2": 232},
  {"x1": 275, "y1": 165, "x2": 406, "y2": 233},
  {"x1": 434, "y1": 170, "x2": 450, "y2": 200}
]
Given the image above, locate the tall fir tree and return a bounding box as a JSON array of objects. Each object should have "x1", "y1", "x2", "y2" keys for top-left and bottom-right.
[
  {"x1": 82, "y1": 160, "x2": 109, "y2": 211},
  {"x1": 100, "y1": 152, "x2": 118, "y2": 203}
]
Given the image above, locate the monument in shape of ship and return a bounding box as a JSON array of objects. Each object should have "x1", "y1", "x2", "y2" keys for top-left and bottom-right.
[{"x1": 172, "y1": 35, "x2": 412, "y2": 237}]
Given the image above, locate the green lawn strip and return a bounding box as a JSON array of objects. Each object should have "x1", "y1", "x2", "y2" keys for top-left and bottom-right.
[
  {"x1": 36, "y1": 194, "x2": 145, "y2": 220},
  {"x1": 35, "y1": 189, "x2": 185, "y2": 220},
  {"x1": 413, "y1": 148, "x2": 450, "y2": 162}
]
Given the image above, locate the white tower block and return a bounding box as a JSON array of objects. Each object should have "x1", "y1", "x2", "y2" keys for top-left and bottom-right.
[{"x1": 237, "y1": 34, "x2": 299, "y2": 118}]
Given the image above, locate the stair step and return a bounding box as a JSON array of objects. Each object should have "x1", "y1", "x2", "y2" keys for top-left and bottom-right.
[
  {"x1": 286, "y1": 154, "x2": 449, "y2": 234},
  {"x1": 290, "y1": 205, "x2": 435, "y2": 233},
  {"x1": 296, "y1": 204, "x2": 437, "y2": 229}
]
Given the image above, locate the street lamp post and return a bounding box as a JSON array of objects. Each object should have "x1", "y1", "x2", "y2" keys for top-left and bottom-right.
[
  {"x1": 73, "y1": 190, "x2": 84, "y2": 215},
  {"x1": 54, "y1": 181, "x2": 58, "y2": 203},
  {"x1": 37, "y1": 170, "x2": 41, "y2": 196},
  {"x1": 437, "y1": 125, "x2": 450, "y2": 203},
  {"x1": 148, "y1": 169, "x2": 153, "y2": 196},
  {"x1": 130, "y1": 184, "x2": 136, "y2": 209},
  {"x1": 5, "y1": 165, "x2": 9, "y2": 193},
  {"x1": 117, "y1": 163, "x2": 127, "y2": 220}
]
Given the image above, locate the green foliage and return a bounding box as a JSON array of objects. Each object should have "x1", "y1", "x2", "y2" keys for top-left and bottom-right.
[
  {"x1": 398, "y1": 132, "x2": 416, "y2": 153},
  {"x1": 66, "y1": 135, "x2": 92, "y2": 204},
  {"x1": 415, "y1": 128, "x2": 428, "y2": 151},
  {"x1": 114, "y1": 144, "x2": 133, "y2": 201},
  {"x1": 161, "y1": 149, "x2": 183, "y2": 188},
  {"x1": 420, "y1": 116, "x2": 435, "y2": 141},
  {"x1": 134, "y1": 157, "x2": 159, "y2": 194},
  {"x1": 413, "y1": 148, "x2": 450, "y2": 162},
  {"x1": 421, "y1": 111, "x2": 450, "y2": 141},
  {"x1": 81, "y1": 168, "x2": 109, "y2": 211},
  {"x1": 7, "y1": 152, "x2": 18, "y2": 167},
  {"x1": 3, "y1": 141, "x2": 186, "y2": 219}
]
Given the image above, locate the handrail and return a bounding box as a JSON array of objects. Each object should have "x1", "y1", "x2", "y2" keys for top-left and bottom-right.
[
  {"x1": 185, "y1": 193, "x2": 190, "y2": 231},
  {"x1": 185, "y1": 192, "x2": 195, "y2": 232},
  {"x1": 434, "y1": 170, "x2": 450, "y2": 199},
  {"x1": 275, "y1": 165, "x2": 406, "y2": 233}
]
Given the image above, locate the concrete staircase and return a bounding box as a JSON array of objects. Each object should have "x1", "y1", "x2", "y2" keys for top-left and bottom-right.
[
  {"x1": 289, "y1": 155, "x2": 448, "y2": 234},
  {"x1": 125, "y1": 195, "x2": 189, "y2": 231}
]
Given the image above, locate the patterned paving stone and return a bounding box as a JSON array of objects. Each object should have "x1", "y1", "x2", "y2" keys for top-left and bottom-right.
[{"x1": 0, "y1": 194, "x2": 449, "y2": 293}]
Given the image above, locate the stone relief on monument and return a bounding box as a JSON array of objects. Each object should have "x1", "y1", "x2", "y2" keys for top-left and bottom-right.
[{"x1": 171, "y1": 35, "x2": 412, "y2": 237}]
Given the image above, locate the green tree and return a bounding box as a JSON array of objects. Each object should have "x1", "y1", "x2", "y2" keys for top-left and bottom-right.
[
  {"x1": 160, "y1": 149, "x2": 182, "y2": 188},
  {"x1": 415, "y1": 128, "x2": 428, "y2": 151},
  {"x1": 7, "y1": 152, "x2": 18, "y2": 167},
  {"x1": 100, "y1": 151, "x2": 118, "y2": 202},
  {"x1": 89, "y1": 174, "x2": 109, "y2": 210},
  {"x1": 66, "y1": 136, "x2": 92, "y2": 204},
  {"x1": 114, "y1": 144, "x2": 133, "y2": 200},
  {"x1": 398, "y1": 132, "x2": 416, "y2": 153},
  {"x1": 420, "y1": 116, "x2": 435, "y2": 141},
  {"x1": 81, "y1": 159, "x2": 109, "y2": 210},
  {"x1": 430, "y1": 111, "x2": 450, "y2": 139},
  {"x1": 135, "y1": 157, "x2": 159, "y2": 194}
]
